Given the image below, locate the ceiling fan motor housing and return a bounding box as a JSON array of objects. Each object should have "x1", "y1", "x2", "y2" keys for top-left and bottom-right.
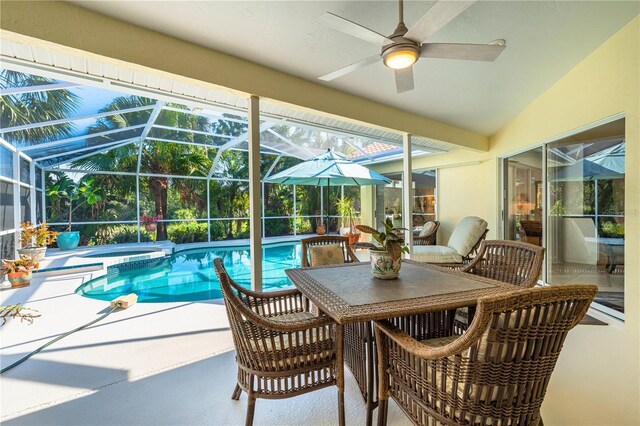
[{"x1": 381, "y1": 22, "x2": 421, "y2": 68}]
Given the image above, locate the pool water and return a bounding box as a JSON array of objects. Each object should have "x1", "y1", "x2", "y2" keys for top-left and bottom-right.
[{"x1": 76, "y1": 242, "x2": 302, "y2": 303}]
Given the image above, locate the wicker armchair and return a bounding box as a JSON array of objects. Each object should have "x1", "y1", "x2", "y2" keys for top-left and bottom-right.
[
  {"x1": 414, "y1": 221, "x2": 440, "y2": 246},
  {"x1": 301, "y1": 235, "x2": 357, "y2": 268},
  {"x1": 375, "y1": 284, "x2": 598, "y2": 426},
  {"x1": 213, "y1": 258, "x2": 345, "y2": 426}
]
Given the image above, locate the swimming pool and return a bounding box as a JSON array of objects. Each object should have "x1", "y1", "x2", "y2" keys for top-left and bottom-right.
[{"x1": 76, "y1": 242, "x2": 302, "y2": 303}]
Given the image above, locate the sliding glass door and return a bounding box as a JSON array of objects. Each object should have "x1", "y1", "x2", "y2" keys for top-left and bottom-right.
[{"x1": 502, "y1": 118, "x2": 625, "y2": 318}]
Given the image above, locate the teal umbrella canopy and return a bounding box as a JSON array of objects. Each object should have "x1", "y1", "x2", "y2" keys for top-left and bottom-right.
[{"x1": 266, "y1": 149, "x2": 392, "y2": 186}]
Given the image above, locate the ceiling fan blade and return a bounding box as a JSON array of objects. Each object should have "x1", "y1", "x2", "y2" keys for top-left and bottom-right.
[
  {"x1": 318, "y1": 12, "x2": 392, "y2": 46},
  {"x1": 405, "y1": 1, "x2": 475, "y2": 43},
  {"x1": 319, "y1": 55, "x2": 380, "y2": 81},
  {"x1": 394, "y1": 67, "x2": 414, "y2": 94},
  {"x1": 421, "y1": 43, "x2": 506, "y2": 61}
]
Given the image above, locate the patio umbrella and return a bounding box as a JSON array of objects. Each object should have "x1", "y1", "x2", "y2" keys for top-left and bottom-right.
[{"x1": 266, "y1": 149, "x2": 391, "y2": 232}]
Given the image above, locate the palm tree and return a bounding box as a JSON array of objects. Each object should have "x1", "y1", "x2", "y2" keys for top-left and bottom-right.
[
  {"x1": 0, "y1": 70, "x2": 79, "y2": 144},
  {"x1": 72, "y1": 96, "x2": 245, "y2": 240}
]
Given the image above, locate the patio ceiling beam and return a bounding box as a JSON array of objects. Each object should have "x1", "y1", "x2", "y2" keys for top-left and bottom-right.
[
  {"x1": 0, "y1": 1, "x2": 488, "y2": 151},
  {"x1": 207, "y1": 122, "x2": 276, "y2": 178},
  {"x1": 151, "y1": 124, "x2": 235, "y2": 139},
  {"x1": 43, "y1": 138, "x2": 139, "y2": 168},
  {"x1": 0, "y1": 105, "x2": 155, "y2": 134},
  {"x1": 0, "y1": 81, "x2": 80, "y2": 96},
  {"x1": 19, "y1": 124, "x2": 146, "y2": 152},
  {"x1": 34, "y1": 138, "x2": 138, "y2": 162}
]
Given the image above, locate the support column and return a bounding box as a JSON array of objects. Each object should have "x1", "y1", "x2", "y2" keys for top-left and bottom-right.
[
  {"x1": 402, "y1": 133, "x2": 413, "y2": 257},
  {"x1": 248, "y1": 96, "x2": 263, "y2": 291},
  {"x1": 29, "y1": 159, "x2": 36, "y2": 223}
]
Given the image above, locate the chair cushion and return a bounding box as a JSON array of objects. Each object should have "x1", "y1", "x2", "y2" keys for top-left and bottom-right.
[
  {"x1": 447, "y1": 216, "x2": 488, "y2": 256},
  {"x1": 249, "y1": 311, "x2": 328, "y2": 353},
  {"x1": 411, "y1": 245, "x2": 463, "y2": 264},
  {"x1": 309, "y1": 244, "x2": 345, "y2": 266},
  {"x1": 419, "y1": 221, "x2": 437, "y2": 237}
]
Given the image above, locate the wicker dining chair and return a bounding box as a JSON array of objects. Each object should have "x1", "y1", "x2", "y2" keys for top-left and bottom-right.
[
  {"x1": 414, "y1": 221, "x2": 440, "y2": 246},
  {"x1": 213, "y1": 258, "x2": 345, "y2": 426},
  {"x1": 301, "y1": 235, "x2": 358, "y2": 268},
  {"x1": 455, "y1": 240, "x2": 545, "y2": 288},
  {"x1": 374, "y1": 284, "x2": 598, "y2": 426},
  {"x1": 443, "y1": 239, "x2": 545, "y2": 333}
]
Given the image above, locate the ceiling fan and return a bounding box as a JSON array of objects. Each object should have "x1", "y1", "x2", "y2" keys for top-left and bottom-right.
[{"x1": 318, "y1": 0, "x2": 506, "y2": 94}]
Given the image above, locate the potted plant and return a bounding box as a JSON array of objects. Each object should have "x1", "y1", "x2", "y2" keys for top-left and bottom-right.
[
  {"x1": 335, "y1": 197, "x2": 353, "y2": 236},
  {"x1": 18, "y1": 221, "x2": 58, "y2": 261},
  {"x1": 141, "y1": 215, "x2": 162, "y2": 232},
  {"x1": 47, "y1": 178, "x2": 101, "y2": 250},
  {"x1": 356, "y1": 218, "x2": 409, "y2": 280},
  {"x1": 1, "y1": 255, "x2": 40, "y2": 288},
  {"x1": 316, "y1": 219, "x2": 326, "y2": 235}
]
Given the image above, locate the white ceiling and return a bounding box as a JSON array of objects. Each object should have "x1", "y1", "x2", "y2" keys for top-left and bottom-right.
[{"x1": 71, "y1": 1, "x2": 638, "y2": 136}]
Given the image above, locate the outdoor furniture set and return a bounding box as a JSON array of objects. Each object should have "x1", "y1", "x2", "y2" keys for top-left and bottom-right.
[{"x1": 214, "y1": 218, "x2": 596, "y2": 426}]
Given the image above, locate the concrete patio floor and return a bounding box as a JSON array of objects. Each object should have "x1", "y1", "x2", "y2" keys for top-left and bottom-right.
[
  {"x1": 0, "y1": 249, "x2": 408, "y2": 425},
  {"x1": 1, "y1": 244, "x2": 630, "y2": 425}
]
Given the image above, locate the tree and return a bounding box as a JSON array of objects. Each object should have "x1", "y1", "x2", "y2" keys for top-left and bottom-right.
[
  {"x1": 72, "y1": 96, "x2": 245, "y2": 240},
  {"x1": 0, "y1": 70, "x2": 79, "y2": 144}
]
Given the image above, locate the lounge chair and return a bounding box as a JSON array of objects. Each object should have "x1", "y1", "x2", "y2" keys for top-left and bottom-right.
[{"x1": 412, "y1": 216, "x2": 488, "y2": 264}]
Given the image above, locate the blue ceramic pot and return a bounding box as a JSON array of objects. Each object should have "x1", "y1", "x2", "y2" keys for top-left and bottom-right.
[{"x1": 57, "y1": 232, "x2": 80, "y2": 250}]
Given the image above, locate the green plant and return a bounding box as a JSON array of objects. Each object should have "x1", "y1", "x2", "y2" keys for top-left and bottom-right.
[
  {"x1": 335, "y1": 197, "x2": 360, "y2": 233},
  {"x1": 2, "y1": 255, "x2": 40, "y2": 275},
  {"x1": 549, "y1": 200, "x2": 567, "y2": 215},
  {"x1": 47, "y1": 178, "x2": 102, "y2": 231},
  {"x1": 356, "y1": 218, "x2": 409, "y2": 260},
  {"x1": 19, "y1": 221, "x2": 59, "y2": 248},
  {"x1": 601, "y1": 221, "x2": 624, "y2": 238},
  {"x1": 167, "y1": 222, "x2": 208, "y2": 244}
]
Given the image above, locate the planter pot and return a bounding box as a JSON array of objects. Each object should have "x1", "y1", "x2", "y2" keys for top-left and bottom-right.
[
  {"x1": 57, "y1": 232, "x2": 80, "y2": 250},
  {"x1": 7, "y1": 271, "x2": 32, "y2": 288},
  {"x1": 17, "y1": 247, "x2": 47, "y2": 261},
  {"x1": 339, "y1": 227, "x2": 351, "y2": 236},
  {"x1": 370, "y1": 250, "x2": 401, "y2": 280},
  {"x1": 144, "y1": 223, "x2": 158, "y2": 232},
  {"x1": 316, "y1": 224, "x2": 326, "y2": 235},
  {"x1": 346, "y1": 233, "x2": 361, "y2": 245}
]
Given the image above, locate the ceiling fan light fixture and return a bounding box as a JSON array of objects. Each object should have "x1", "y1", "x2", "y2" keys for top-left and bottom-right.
[{"x1": 383, "y1": 49, "x2": 418, "y2": 69}]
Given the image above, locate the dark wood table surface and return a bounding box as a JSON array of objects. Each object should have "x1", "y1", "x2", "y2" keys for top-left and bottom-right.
[{"x1": 286, "y1": 260, "x2": 516, "y2": 324}]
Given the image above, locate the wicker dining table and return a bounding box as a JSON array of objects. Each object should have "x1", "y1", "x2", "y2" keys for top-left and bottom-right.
[{"x1": 286, "y1": 259, "x2": 516, "y2": 426}]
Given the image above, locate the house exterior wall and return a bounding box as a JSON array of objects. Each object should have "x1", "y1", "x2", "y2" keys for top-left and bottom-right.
[{"x1": 370, "y1": 16, "x2": 640, "y2": 424}]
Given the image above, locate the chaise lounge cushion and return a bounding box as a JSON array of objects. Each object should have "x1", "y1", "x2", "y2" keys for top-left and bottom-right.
[
  {"x1": 411, "y1": 245, "x2": 463, "y2": 264},
  {"x1": 447, "y1": 216, "x2": 488, "y2": 256}
]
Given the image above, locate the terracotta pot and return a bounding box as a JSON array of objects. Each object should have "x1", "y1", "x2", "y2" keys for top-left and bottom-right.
[
  {"x1": 7, "y1": 271, "x2": 33, "y2": 288},
  {"x1": 316, "y1": 224, "x2": 326, "y2": 235},
  {"x1": 370, "y1": 250, "x2": 401, "y2": 280},
  {"x1": 346, "y1": 233, "x2": 361, "y2": 245},
  {"x1": 144, "y1": 223, "x2": 158, "y2": 232}
]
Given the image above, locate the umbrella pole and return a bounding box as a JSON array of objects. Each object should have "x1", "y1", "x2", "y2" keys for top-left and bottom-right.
[{"x1": 326, "y1": 179, "x2": 330, "y2": 234}]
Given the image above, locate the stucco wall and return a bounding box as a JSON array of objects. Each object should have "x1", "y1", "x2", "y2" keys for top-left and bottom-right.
[{"x1": 372, "y1": 16, "x2": 640, "y2": 424}]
